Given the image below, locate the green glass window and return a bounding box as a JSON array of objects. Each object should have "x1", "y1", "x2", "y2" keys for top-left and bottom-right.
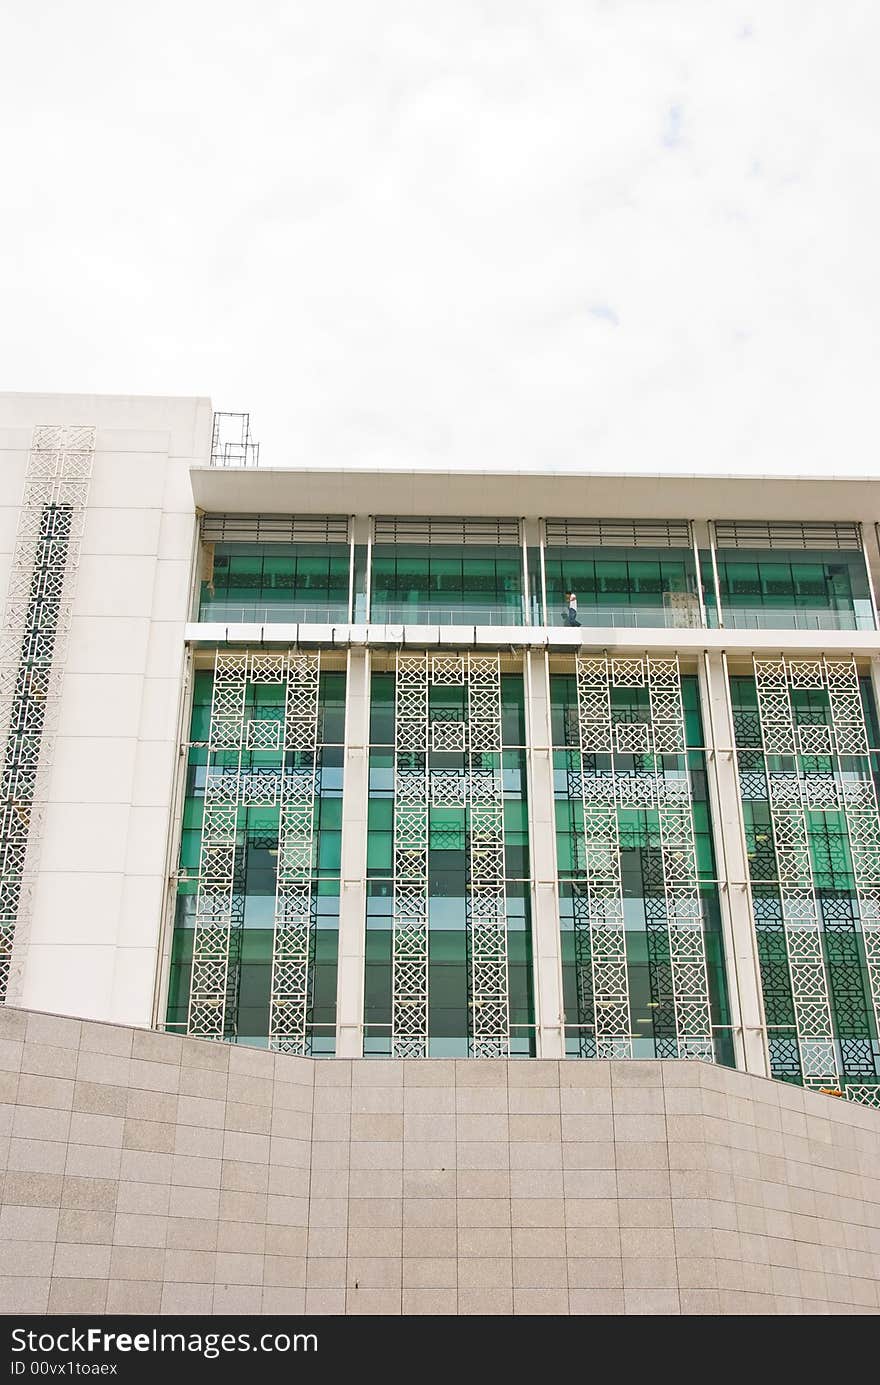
[
  {"x1": 731, "y1": 673, "x2": 880, "y2": 1088},
  {"x1": 369, "y1": 545, "x2": 525, "y2": 625},
  {"x1": 708, "y1": 548, "x2": 874, "y2": 631},
  {"x1": 364, "y1": 671, "x2": 535, "y2": 1056},
  {"x1": 200, "y1": 544, "x2": 351, "y2": 622},
  {"x1": 166, "y1": 666, "x2": 345, "y2": 1054},
  {"x1": 543, "y1": 546, "x2": 700, "y2": 628},
  {"x1": 551, "y1": 672, "x2": 733, "y2": 1064}
]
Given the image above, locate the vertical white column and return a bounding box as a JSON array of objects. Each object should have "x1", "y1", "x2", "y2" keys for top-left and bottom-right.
[
  {"x1": 520, "y1": 519, "x2": 530, "y2": 626},
  {"x1": 335, "y1": 646, "x2": 371, "y2": 1057},
  {"x1": 271, "y1": 652, "x2": 320, "y2": 1055},
  {"x1": 859, "y1": 522, "x2": 880, "y2": 629},
  {"x1": 152, "y1": 648, "x2": 194, "y2": 1030},
  {"x1": 691, "y1": 520, "x2": 712, "y2": 626},
  {"x1": 524, "y1": 650, "x2": 566, "y2": 1058},
  {"x1": 869, "y1": 655, "x2": 880, "y2": 750},
  {"x1": 689, "y1": 521, "x2": 707, "y2": 627},
  {"x1": 698, "y1": 652, "x2": 769, "y2": 1076}
]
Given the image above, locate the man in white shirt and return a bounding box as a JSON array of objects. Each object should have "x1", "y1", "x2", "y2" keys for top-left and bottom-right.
[{"x1": 565, "y1": 591, "x2": 580, "y2": 627}]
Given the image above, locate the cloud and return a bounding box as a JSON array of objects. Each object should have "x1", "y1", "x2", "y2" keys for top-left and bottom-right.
[{"x1": 1, "y1": 1, "x2": 879, "y2": 477}]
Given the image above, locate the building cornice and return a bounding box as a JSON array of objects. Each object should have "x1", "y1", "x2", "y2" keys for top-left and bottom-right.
[{"x1": 190, "y1": 466, "x2": 880, "y2": 523}]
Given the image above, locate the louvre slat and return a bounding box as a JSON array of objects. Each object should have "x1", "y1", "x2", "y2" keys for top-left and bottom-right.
[
  {"x1": 544, "y1": 519, "x2": 691, "y2": 548},
  {"x1": 373, "y1": 517, "x2": 521, "y2": 545},
  {"x1": 200, "y1": 514, "x2": 350, "y2": 544},
  {"x1": 713, "y1": 521, "x2": 861, "y2": 551}
]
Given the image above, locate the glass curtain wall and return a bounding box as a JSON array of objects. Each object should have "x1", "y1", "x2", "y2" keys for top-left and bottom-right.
[
  {"x1": 166, "y1": 656, "x2": 345, "y2": 1053},
  {"x1": 199, "y1": 543, "x2": 351, "y2": 623},
  {"x1": 190, "y1": 518, "x2": 878, "y2": 636},
  {"x1": 551, "y1": 660, "x2": 733, "y2": 1062},
  {"x1": 706, "y1": 548, "x2": 874, "y2": 632},
  {"x1": 370, "y1": 546, "x2": 525, "y2": 626},
  {"x1": 364, "y1": 658, "x2": 535, "y2": 1055},
  {"x1": 731, "y1": 658, "x2": 880, "y2": 1094},
  {"x1": 543, "y1": 547, "x2": 700, "y2": 629}
]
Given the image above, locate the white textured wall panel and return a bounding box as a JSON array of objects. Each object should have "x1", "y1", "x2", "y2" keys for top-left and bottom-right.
[{"x1": 0, "y1": 394, "x2": 205, "y2": 1026}]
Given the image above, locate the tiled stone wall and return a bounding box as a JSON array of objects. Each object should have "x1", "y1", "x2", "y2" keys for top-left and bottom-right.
[{"x1": 0, "y1": 1007, "x2": 878, "y2": 1315}]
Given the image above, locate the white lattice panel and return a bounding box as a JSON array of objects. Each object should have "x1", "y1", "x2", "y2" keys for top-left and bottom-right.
[
  {"x1": 574, "y1": 656, "x2": 631, "y2": 1058},
  {"x1": 392, "y1": 655, "x2": 430, "y2": 1057},
  {"x1": 751, "y1": 656, "x2": 855, "y2": 1088},
  {"x1": 0, "y1": 426, "x2": 95, "y2": 1005},
  {"x1": 649, "y1": 657, "x2": 713, "y2": 1059},
  {"x1": 823, "y1": 660, "x2": 880, "y2": 1060},
  {"x1": 571, "y1": 654, "x2": 712, "y2": 1061},
  {"x1": 188, "y1": 650, "x2": 247, "y2": 1040},
  {"x1": 467, "y1": 654, "x2": 509, "y2": 1058},
  {"x1": 188, "y1": 650, "x2": 322, "y2": 1052},
  {"x1": 391, "y1": 652, "x2": 511, "y2": 1058},
  {"x1": 270, "y1": 653, "x2": 320, "y2": 1055},
  {"x1": 846, "y1": 1085, "x2": 880, "y2": 1109}
]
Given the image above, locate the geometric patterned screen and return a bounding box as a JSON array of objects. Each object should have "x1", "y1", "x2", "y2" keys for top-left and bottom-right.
[
  {"x1": 570, "y1": 654, "x2": 714, "y2": 1060},
  {"x1": 736, "y1": 656, "x2": 880, "y2": 1105},
  {"x1": 187, "y1": 648, "x2": 321, "y2": 1053},
  {"x1": 0, "y1": 425, "x2": 94, "y2": 1004},
  {"x1": 392, "y1": 651, "x2": 509, "y2": 1058}
]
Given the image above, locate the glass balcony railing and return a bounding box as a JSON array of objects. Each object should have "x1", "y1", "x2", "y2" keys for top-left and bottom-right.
[
  {"x1": 193, "y1": 597, "x2": 875, "y2": 633},
  {"x1": 197, "y1": 600, "x2": 526, "y2": 625},
  {"x1": 368, "y1": 602, "x2": 526, "y2": 626},
  {"x1": 708, "y1": 547, "x2": 876, "y2": 633},
  {"x1": 711, "y1": 607, "x2": 874, "y2": 632},
  {"x1": 198, "y1": 600, "x2": 351, "y2": 624},
  {"x1": 546, "y1": 603, "x2": 703, "y2": 630}
]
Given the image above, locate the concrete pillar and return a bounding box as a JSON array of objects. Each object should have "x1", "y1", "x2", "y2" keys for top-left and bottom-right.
[
  {"x1": 524, "y1": 650, "x2": 566, "y2": 1058},
  {"x1": 869, "y1": 655, "x2": 880, "y2": 732},
  {"x1": 151, "y1": 647, "x2": 195, "y2": 1032},
  {"x1": 691, "y1": 520, "x2": 712, "y2": 625},
  {"x1": 335, "y1": 646, "x2": 370, "y2": 1057},
  {"x1": 860, "y1": 522, "x2": 880, "y2": 629},
  {"x1": 698, "y1": 651, "x2": 769, "y2": 1077}
]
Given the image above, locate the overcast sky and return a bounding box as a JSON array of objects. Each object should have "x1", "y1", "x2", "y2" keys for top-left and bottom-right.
[{"x1": 2, "y1": 2, "x2": 878, "y2": 474}]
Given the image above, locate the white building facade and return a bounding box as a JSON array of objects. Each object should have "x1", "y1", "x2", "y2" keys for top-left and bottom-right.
[{"x1": 2, "y1": 391, "x2": 880, "y2": 1108}]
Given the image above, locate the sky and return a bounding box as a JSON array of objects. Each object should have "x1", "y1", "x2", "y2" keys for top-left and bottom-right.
[{"x1": 1, "y1": 1, "x2": 879, "y2": 475}]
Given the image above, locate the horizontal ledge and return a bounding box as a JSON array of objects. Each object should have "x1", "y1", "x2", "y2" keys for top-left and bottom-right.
[
  {"x1": 185, "y1": 622, "x2": 880, "y2": 656},
  {"x1": 189, "y1": 464, "x2": 880, "y2": 522}
]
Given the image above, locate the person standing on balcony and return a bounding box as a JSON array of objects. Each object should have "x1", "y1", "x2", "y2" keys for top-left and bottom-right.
[{"x1": 565, "y1": 590, "x2": 580, "y2": 627}]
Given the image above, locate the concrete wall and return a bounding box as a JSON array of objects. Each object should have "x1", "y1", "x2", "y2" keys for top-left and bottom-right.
[
  {"x1": 0, "y1": 394, "x2": 210, "y2": 1026},
  {"x1": 0, "y1": 1007, "x2": 878, "y2": 1316}
]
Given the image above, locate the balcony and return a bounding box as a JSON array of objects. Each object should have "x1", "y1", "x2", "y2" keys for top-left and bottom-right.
[
  {"x1": 710, "y1": 607, "x2": 875, "y2": 632},
  {"x1": 710, "y1": 546, "x2": 876, "y2": 634},
  {"x1": 191, "y1": 524, "x2": 878, "y2": 637},
  {"x1": 547, "y1": 601, "x2": 702, "y2": 630},
  {"x1": 198, "y1": 599, "x2": 351, "y2": 624},
  {"x1": 368, "y1": 602, "x2": 526, "y2": 627}
]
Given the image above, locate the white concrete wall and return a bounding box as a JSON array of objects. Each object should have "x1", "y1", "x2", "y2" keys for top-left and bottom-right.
[{"x1": 0, "y1": 394, "x2": 210, "y2": 1026}]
